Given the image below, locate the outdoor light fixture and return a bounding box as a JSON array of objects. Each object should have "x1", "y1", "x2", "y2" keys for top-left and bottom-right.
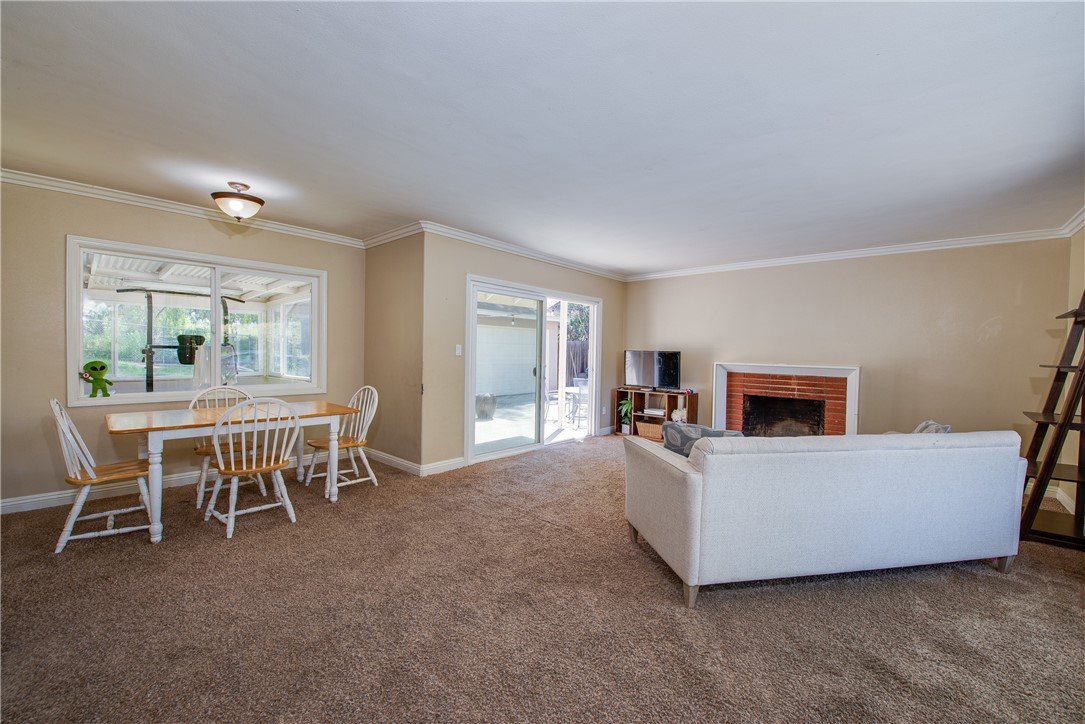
[{"x1": 211, "y1": 182, "x2": 264, "y2": 221}]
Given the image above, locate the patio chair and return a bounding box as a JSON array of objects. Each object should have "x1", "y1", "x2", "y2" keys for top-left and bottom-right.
[
  {"x1": 203, "y1": 398, "x2": 300, "y2": 539},
  {"x1": 303, "y1": 386, "x2": 379, "y2": 498},
  {"x1": 567, "y1": 379, "x2": 589, "y2": 429},
  {"x1": 543, "y1": 389, "x2": 560, "y2": 422},
  {"x1": 49, "y1": 399, "x2": 151, "y2": 553},
  {"x1": 190, "y1": 386, "x2": 266, "y2": 509}
]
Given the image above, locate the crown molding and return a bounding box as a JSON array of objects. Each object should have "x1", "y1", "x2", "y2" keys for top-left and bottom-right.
[
  {"x1": 418, "y1": 221, "x2": 628, "y2": 281},
  {"x1": 1061, "y1": 205, "x2": 1085, "y2": 238},
  {"x1": 0, "y1": 168, "x2": 367, "y2": 249},
  {"x1": 363, "y1": 220, "x2": 627, "y2": 281},
  {"x1": 362, "y1": 222, "x2": 426, "y2": 248},
  {"x1": 627, "y1": 223, "x2": 1079, "y2": 282},
  {"x1": 8, "y1": 168, "x2": 1079, "y2": 282}
]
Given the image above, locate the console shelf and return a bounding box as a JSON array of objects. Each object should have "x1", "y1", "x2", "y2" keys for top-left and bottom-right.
[{"x1": 614, "y1": 388, "x2": 697, "y2": 440}]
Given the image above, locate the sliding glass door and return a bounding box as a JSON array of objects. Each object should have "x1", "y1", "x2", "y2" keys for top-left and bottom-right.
[{"x1": 468, "y1": 282, "x2": 544, "y2": 460}]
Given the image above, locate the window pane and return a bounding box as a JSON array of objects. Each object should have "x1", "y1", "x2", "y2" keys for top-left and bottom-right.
[
  {"x1": 116, "y1": 302, "x2": 149, "y2": 378},
  {"x1": 228, "y1": 311, "x2": 262, "y2": 375},
  {"x1": 268, "y1": 306, "x2": 283, "y2": 376},
  {"x1": 80, "y1": 248, "x2": 212, "y2": 395},
  {"x1": 285, "y1": 301, "x2": 311, "y2": 379},
  {"x1": 81, "y1": 300, "x2": 113, "y2": 367}
]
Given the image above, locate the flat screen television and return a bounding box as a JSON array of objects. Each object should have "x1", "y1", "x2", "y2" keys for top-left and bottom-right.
[{"x1": 624, "y1": 350, "x2": 681, "y2": 389}]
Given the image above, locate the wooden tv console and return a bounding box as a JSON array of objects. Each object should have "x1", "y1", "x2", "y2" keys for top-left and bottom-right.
[{"x1": 614, "y1": 388, "x2": 698, "y2": 439}]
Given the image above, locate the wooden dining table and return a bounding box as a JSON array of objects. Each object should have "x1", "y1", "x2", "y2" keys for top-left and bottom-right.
[{"x1": 105, "y1": 401, "x2": 359, "y2": 543}]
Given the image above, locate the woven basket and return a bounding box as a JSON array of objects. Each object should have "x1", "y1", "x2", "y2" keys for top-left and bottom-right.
[{"x1": 636, "y1": 420, "x2": 663, "y2": 441}]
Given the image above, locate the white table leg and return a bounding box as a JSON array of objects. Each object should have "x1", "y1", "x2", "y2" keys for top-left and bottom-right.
[
  {"x1": 295, "y1": 430, "x2": 306, "y2": 481},
  {"x1": 327, "y1": 418, "x2": 340, "y2": 503},
  {"x1": 147, "y1": 433, "x2": 164, "y2": 543}
]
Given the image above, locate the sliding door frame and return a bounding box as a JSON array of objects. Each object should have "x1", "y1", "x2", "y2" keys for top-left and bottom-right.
[{"x1": 464, "y1": 275, "x2": 603, "y2": 464}]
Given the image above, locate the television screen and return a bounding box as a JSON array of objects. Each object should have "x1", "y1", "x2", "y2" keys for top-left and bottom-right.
[{"x1": 624, "y1": 350, "x2": 681, "y2": 389}]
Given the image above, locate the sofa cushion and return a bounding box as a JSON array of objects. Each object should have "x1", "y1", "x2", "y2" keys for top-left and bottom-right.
[
  {"x1": 912, "y1": 419, "x2": 951, "y2": 433},
  {"x1": 662, "y1": 422, "x2": 742, "y2": 457}
]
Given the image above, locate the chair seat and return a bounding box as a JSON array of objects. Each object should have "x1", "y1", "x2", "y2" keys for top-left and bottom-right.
[
  {"x1": 212, "y1": 456, "x2": 292, "y2": 476},
  {"x1": 306, "y1": 436, "x2": 366, "y2": 450},
  {"x1": 65, "y1": 459, "x2": 149, "y2": 487},
  {"x1": 195, "y1": 442, "x2": 264, "y2": 457}
]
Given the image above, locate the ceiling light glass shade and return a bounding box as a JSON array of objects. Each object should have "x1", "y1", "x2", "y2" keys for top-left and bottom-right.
[{"x1": 211, "y1": 190, "x2": 264, "y2": 221}]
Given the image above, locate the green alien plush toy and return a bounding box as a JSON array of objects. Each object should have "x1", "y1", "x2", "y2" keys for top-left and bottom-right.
[{"x1": 80, "y1": 360, "x2": 113, "y2": 397}]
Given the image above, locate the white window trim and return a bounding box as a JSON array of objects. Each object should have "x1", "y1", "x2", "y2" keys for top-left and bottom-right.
[{"x1": 67, "y1": 235, "x2": 328, "y2": 407}]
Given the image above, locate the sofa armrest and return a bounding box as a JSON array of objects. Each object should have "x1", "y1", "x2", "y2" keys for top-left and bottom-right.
[{"x1": 623, "y1": 436, "x2": 705, "y2": 586}]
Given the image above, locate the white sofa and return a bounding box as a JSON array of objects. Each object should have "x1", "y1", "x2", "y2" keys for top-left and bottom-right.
[{"x1": 624, "y1": 432, "x2": 1027, "y2": 608}]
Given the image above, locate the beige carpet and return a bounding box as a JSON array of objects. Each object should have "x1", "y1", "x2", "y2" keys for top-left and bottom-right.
[{"x1": 2, "y1": 435, "x2": 1082, "y2": 722}]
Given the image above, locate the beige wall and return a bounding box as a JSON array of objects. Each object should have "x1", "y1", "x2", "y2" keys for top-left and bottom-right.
[
  {"x1": 1070, "y1": 228, "x2": 1084, "y2": 303},
  {"x1": 4, "y1": 179, "x2": 1078, "y2": 503},
  {"x1": 363, "y1": 233, "x2": 425, "y2": 463},
  {"x1": 625, "y1": 238, "x2": 1071, "y2": 442},
  {"x1": 420, "y1": 231, "x2": 627, "y2": 466},
  {"x1": 1, "y1": 184, "x2": 366, "y2": 500}
]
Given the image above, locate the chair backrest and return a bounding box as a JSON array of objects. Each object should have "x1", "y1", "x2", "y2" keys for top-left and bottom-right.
[
  {"x1": 190, "y1": 386, "x2": 252, "y2": 447},
  {"x1": 342, "y1": 386, "x2": 379, "y2": 442},
  {"x1": 50, "y1": 399, "x2": 96, "y2": 480},
  {"x1": 212, "y1": 398, "x2": 300, "y2": 473}
]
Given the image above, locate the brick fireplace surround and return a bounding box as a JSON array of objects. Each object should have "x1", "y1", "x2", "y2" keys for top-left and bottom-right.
[
  {"x1": 726, "y1": 373, "x2": 848, "y2": 435},
  {"x1": 712, "y1": 363, "x2": 861, "y2": 435}
]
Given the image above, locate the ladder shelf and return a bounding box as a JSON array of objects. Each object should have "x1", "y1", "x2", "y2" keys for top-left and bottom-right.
[{"x1": 1019, "y1": 290, "x2": 1085, "y2": 550}]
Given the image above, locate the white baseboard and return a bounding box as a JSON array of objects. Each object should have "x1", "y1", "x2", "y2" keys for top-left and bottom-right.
[
  {"x1": 2, "y1": 451, "x2": 349, "y2": 515},
  {"x1": 1023, "y1": 480, "x2": 1076, "y2": 512},
  {"x1": 11, "y1": 446, "x2": 1068, "y2": 514},
  {"x1": 1054, "y1": 486, "x2": 1074, "y2": 512},
  {"x1": 1, "y1": 469, "x2": 202, "y2": 515},
  {"x1": 420, "y1": 456, "x2": 467, "y2": 476},
  {"x1": 363, "y1": 448, "x2": 465, "y2": 477},
  {"x1": 362, "y1": 448, "x2": 421, "y2": 476}
]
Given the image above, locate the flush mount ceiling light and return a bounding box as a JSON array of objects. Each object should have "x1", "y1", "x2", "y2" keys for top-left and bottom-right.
[{"x1": 211, "y1": 182, "x2": 264, "y2": 221}]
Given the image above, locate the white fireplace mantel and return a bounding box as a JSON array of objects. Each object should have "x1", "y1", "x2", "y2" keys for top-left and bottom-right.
[{"x1": 712, "y1": 362, "x2": 861, "y2": 435}]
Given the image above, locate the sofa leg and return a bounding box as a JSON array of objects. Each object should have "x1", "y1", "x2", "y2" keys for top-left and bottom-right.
[
  {"x1": 627, "y1": 522, "x2": 639, "y2": 544},
  {"x1": 683, "y1": 583, "x2": 699, "y2": 609},
  {"x1": 996, "y1": 555, "x2": 1016, "y2": 574}
]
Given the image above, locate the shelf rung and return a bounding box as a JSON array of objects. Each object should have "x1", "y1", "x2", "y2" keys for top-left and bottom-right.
[
  {"x1": 1024, "y1": 411, "x2": 1085, "y2": 430},
  {"x1": 1023, "y1": 510, "x2": 1085, "y2": 549},
  {"x1": 1038, "y1": 364, "x2": 1081, "y2": 370},
  {"x1": 1026, "y1": 460, "x2": 1085, "y2": 484},
  {"x1": 1055, "y1": 307, "x2": 1085, "y2": 320}
]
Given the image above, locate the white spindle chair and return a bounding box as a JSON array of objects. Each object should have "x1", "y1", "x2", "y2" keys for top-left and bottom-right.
[
  {"x1": 203, "y1": 398, "x2": 300, "y2": 539},
  {"x1": 190, "y1": 386, "x2": 266, "y2": 509},
  {"x1": 303, "y1": 386, "x2": 379, "y2": 498},
  {"x1": 49, "y1": 399, "x2": 151, "y2": 553}
]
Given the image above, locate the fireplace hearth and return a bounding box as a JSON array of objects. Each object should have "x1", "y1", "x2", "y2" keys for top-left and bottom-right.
[{"x1": 742, "y1": 395, "x2": 825, "y2": 437}]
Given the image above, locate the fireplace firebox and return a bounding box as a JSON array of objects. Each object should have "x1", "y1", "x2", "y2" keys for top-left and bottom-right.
[{"x1": 742, "y1": 395, "x2": 825, "y2": 437}]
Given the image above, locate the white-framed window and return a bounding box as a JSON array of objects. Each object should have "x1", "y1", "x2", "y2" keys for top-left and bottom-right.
[{"x1": 67, "y1": 236, "x2": 327, "y2": 406}]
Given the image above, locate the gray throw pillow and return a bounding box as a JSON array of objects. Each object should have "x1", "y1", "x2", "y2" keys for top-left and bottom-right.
[
  {"x1": 662, "y1": 422, "x2": 743, "y2": 457},
  {"x1": 912, "y1": 419, "x2": 951, "y2": 434}
]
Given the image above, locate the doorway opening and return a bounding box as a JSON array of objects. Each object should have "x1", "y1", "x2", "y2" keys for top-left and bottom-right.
[
  {"x1": 543, "y1": 298, "x2": 594, "y2": 446},
  {"x1": 466, "y1": 278, "x2": 600, "y2": 463}
]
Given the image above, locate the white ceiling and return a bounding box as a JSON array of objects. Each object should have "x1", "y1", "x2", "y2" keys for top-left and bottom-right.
[{"x1": 3, "y1": 2, "x2": 1083, "y2": 279}]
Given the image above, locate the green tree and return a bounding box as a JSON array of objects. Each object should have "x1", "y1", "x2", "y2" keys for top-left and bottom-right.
[{"x1": 566, "y1": 303, "x2": 590, "y2": 342}]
